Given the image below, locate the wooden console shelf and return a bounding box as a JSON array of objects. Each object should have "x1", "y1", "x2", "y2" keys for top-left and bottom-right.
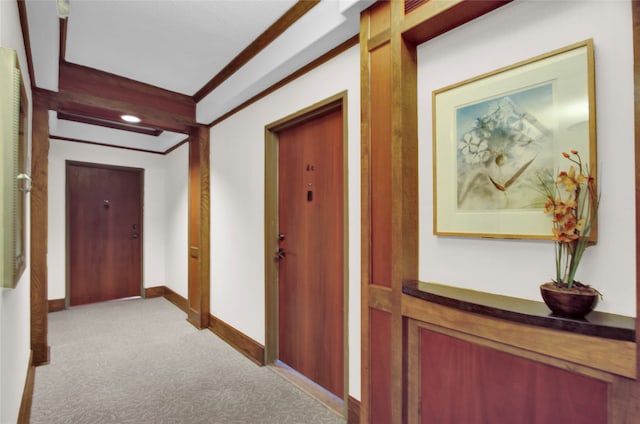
[
  {"x1": 402, "y1": 280, "x2": 636, "y2": 379},
  {"x1": 403, "y1": 280, "x2": 635, "y2": 342}
]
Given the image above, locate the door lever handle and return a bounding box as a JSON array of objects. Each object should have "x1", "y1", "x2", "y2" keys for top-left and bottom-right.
[
  {"x1": 131, "y1": 233, "x2": 139, "y2": 239},
  {"x1": 275, "y1": 248, "x2": 286, "y2": 261}
]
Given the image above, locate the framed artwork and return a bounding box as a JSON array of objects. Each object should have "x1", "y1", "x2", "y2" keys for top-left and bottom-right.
[{"x1": 432, "y1": 40, "x2": 596, "y2": 239}]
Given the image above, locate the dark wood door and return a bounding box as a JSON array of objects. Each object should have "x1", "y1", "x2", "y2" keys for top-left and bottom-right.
[
  {"x1": 277, "y1": 107, "x2": 344, "y2": 398},
  {"x1": 67, "y1": 162, "x2": 142, "y2": 306}
]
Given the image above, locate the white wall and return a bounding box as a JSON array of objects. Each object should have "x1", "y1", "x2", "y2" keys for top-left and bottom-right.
[
  {"x1": 418, "y1": 1, "x2": 635, "y2": 316},
  {"x1": 164, "y1": 144, "x2": 189, "y2": 298},
  {"x1": 48, "y1": 140, "x2": 170, "y2": 299},
  {"x1": 210, "y1": 45, "x2": 361, "y2": 399},
  {"x1": 0, "y1": 0, "x2": 32, "y2": 422}
]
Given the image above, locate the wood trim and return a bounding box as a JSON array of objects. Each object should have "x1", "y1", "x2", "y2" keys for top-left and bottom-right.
[
  {"x1": 31, "y1": 93, "x2": 50, "y2": 366},
  {"x1": 16, "y1": 0, "x2": 35, "y2": 88},
  {"x1": 406, "y1": 318, "x2": 421, "y2": 424},
  {"x1": 368, "y1": 285, "x2": 392, "y2": 312},
  {"x1": 17, "y1": 351, "x2": 35, "y2": 424},
  {"x1": 164, "y1": 286, "x2": 188, "y2": 314},
  {"x1": 57, "y1": 111, "x2": 163, "y2": 136},
  {"x1": 50, "y1": 135, "x2": 165, "y2": 155},
  {"x1": 347, "y1": 395, "x2": 361, "y2": 424},
  {"x1": 630, "y1": 2, "x2": 640, "y2": 419},
  {"x1": 193, "y1": 0, "x2": 320, "y2": 102},
  {"x1": 359, "y1": 7, "x2": 373, "y2": 424},
  {"x1": 402, "y1": 293, "x2": 636, "y2": 379},
  {"x1": 48, "y1": 298, "x2": 65, "y2": 313},
  {"x1": 269, "y1": 360, "x2": 344, "y2": 417},
  {"x1": 208, "y1": 314, "x2": 265, "y2": 366},
  {"x1": 49, "y1": 135, "x2": 188, "y2": 156},
  {"x1": 401, "y1": 0, "x2": 511, "y2": 45},
  {"x1": 163, "y1": 138, "x2": 190, "y2": 155},
  {"x1": 367, "y1": 30, "x2": 390, "y2": 51},
  {"x1": 209, "y1": 35, "x2": 358, "y2": 128},
  {"x1": 633, "y1": 0, "x2": 640, "y2": 351},
  {"x1": 144, "y1": 286, "x2": 166, "y2": 298}
]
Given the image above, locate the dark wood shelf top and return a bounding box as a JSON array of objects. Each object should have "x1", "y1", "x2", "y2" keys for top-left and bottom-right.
[{"x1": 403, "y1": 280, "x2": 635, "y2": 342}]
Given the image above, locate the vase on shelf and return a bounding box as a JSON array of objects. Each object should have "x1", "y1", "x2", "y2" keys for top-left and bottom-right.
[{"x1": 539, "y1": 281, "x2": 599, "y2": 319}]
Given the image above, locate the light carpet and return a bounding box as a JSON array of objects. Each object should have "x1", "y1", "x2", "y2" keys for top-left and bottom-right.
[{"x1": 31, "y1": 297, "x2": 346, "y2": 424}]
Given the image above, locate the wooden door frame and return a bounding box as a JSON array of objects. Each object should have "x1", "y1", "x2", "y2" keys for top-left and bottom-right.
[
  {"x1": 264, "y1": 91, "x2": 350, "y2": 414},
  {"x1": 65, "y1": 160, "x2": 144, "y2": 307}
]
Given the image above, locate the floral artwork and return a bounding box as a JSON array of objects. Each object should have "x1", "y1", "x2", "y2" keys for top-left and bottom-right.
[
  {"x1": 456, "y1": 84, "x2": 554, "y2": 210},
  {"x1": 433, "y1": 40, "x2": 594, "y2": 239}
]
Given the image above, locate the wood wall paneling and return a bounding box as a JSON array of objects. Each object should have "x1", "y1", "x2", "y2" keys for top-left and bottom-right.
[
  {"x1": 30, "y1": 92, "x2": 50, "y2": 366},
  {"x1": 358, "y1": 0, "x2": 640, "y2": 423},
  {"x1": 369, "y1": 308, "x2": 392, "y2": 424},
  {"x1": 369, "y1": 42, "x2": 393, "y2": 289},
  {"x1": 418, "y1": 327, "x2": 608, "y2": 423}
]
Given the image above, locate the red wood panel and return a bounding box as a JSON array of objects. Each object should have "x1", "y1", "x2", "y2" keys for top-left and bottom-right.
[
  {"x1": 420, "y1": 329, "x2": 608, "y2": 423},
  {"x1": 68, "y1": 163, "x2": 142, "y2": 305},
  {"x1": 278, "y1": 108, "x2": 344, "y2": 398},
  {"x1": 370, "y1": 43, "x2": 393, "y2": 288},
  {"x1": 370, "y1": 308, "x2": 392, "y2": 424}
]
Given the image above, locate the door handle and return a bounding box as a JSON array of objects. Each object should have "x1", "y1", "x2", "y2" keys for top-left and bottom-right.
[
  {"x1": 131, "y1": 233, "x2": 139, "y2": 239},
  {"x1": 275, "y1": 248, "x2": 286, "y2": 261}
]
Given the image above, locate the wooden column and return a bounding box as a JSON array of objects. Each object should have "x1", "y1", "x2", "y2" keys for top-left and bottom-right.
[
  {"x1": 187, "y1": 125, "x2": 210, "y2": 329},
  {"x1": 361, "y1": 1, "x2": 512, "y2": 423},
  {"x1": 361, "y1": 2, "x2": 417, "y2": 422},
  {"x1": 30, "y1": 91, "x2": 50, "y2": 365}
]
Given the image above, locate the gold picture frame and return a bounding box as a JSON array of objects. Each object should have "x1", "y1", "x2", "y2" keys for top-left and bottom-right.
[{"x1": 433, "y1": 40, "x2": 596, "y2": 240}]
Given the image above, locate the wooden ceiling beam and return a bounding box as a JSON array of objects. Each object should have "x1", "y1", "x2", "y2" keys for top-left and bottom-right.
[
  {"x1": 42, "y1": 89, "x2": 192, "y2": 134},
  {"x1": 59, "y1": 61, "x2": 195, "y2": 116},
  {"x1": 55, "y1": 62, "x2": 196, "y2": 133}
]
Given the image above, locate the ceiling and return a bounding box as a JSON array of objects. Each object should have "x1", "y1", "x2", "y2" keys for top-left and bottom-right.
[{"x1": 23, "y1": 0, "x2": 373, "y2": 153}]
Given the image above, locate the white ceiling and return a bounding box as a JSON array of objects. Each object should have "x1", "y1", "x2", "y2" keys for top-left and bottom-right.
[{"x1": 24, "y1": 0, "x2": 373, "y2": 153}]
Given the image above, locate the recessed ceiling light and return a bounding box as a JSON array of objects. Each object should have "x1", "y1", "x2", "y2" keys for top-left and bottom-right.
[{"x1": 121, "y1": 114, "x2": 141, "y2": 123}]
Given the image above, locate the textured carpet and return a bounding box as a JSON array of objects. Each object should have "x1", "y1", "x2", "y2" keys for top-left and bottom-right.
[{"x1": 31, "y1": 297, "x2": 346, "y2": 424}]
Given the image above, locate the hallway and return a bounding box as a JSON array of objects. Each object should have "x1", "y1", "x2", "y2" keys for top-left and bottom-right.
[{"x1": 31, "y1": 297, "x2": 345, "y2": 424}]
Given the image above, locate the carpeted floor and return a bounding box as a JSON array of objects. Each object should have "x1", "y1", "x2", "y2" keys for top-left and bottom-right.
[{"x1": 31, "y1": 297, "x2": 346, "y2": 424}]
